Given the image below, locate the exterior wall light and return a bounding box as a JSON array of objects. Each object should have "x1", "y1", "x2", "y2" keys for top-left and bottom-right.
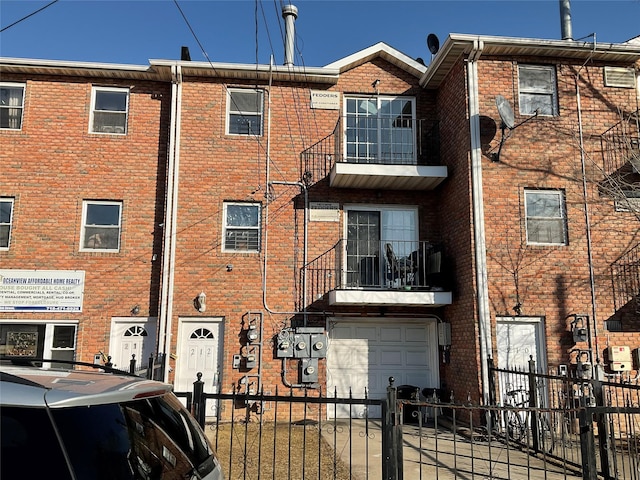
[{"x1": 195, "y1": 291, "x2": 206, "y2": 312}]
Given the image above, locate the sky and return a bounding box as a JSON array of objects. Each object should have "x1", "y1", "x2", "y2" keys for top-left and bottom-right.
[{"x1": 1, "y1": 0, "x2": 639, "y2": 67}]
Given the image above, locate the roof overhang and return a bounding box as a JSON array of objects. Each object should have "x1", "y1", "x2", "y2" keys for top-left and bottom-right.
[{"x1": 421, "y1": 33, "x2": 640, "y2": 89}]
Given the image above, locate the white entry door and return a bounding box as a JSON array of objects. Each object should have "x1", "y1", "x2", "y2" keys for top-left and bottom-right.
[
  {"x1": 109, "y1": 317, "x2": 157, "y2": 373},
  {"x1": 175, "y1": 318, "x2": 224, "y2": 417},
  {"x1": 326, "y1": 319, "x2": 439, "y2": 418},
  {"x1": 496, "y1": 316, "x2": 547, "y2": 404}
]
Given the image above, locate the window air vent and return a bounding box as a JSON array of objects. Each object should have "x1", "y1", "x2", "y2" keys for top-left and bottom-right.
[{"x1": 604, "y1": 66, "x2": 636, "y2": 88}]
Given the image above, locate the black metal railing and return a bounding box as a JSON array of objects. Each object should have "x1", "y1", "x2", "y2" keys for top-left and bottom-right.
[
  {"x1": 600, "y1": 109, "x2": 640, "y2": 178},
  {"x1": 301, "y1": 118, "x2": 441, "y2": 185},
  {"x1": 611, "y1": 242, "x2": 640, "y2": 313},
  {"x1": 304, "y1": 239, "x2": 447, "y2": 304},
  {"x1": 175, "y1": 371, "x2": 640, "y2": 480}
]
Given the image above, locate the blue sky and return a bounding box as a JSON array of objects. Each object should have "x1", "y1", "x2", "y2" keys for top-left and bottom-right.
[{"x1": 1, "y1": 1, "x2": 639, "y2": 67}]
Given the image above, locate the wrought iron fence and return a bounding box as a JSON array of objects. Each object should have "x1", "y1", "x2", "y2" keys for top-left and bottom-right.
[{"x1": 174, "y1": 371, "x2": 640, "y2": 479}]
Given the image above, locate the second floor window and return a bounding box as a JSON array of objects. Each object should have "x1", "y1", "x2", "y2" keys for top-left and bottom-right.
[
  {"x1": 80, "y1": 200, "x2": 122, "y2": 252},
  {"x1": 524, "y1": 189, "x2": 567, "y2": 245},
  {"x1": 0, "y1": 197, "x2": 14, "y2": 250},
  {"x1": 518, "y1": 65, "x2": 558, "y2": 116},
  {"x1": 1, "y1": 83, "x2": 25, "y2": 130},
  {"x1": 344, "y1": 96, "x2": 416, "y2": 165},
  {"x1": 227, "y1": 89, "x2": 263, "y2": 135},
  {"x1": 223, "y1": 202, "x2": 260, "y2": 252},
  {"x1": 90, "y1": 86, "x2": 129, "y2": 134}
]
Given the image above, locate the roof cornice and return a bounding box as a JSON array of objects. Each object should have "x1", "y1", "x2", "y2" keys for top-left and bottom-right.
[
  {"x1": 325, "y1": 42, "x2": 427, "y2": 78},
  {"x1": 420, "y1": 34, "x2": 640, "y2": 88}
]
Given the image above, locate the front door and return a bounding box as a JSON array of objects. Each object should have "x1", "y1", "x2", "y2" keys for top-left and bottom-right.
[
  {"x1": 175, "y1": 318, "x2": 224, "y2": 418},
  {"x1": 496, "y1": 316, "x2": 547, "y2": 404},
  {"x1": 109, "y1": 318, "x2": 157, "y2": 373}
]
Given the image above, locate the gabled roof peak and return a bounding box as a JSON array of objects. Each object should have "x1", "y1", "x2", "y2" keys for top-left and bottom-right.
[{"x1": 325, "y1": 41, "x2": 427, "y2": 78}]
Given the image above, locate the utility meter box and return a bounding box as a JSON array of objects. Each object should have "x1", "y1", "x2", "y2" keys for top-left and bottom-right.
[
  {"x1": 310, "y1": 334, "x2": 327, "y2": 358},
  {"x1": 300, "y1": 358, "x2": 319, "y2": 383},
  {"x1": 607, "y1": 346, "x2": 631, "y2": 371},
  {"x1": 438, "y1": 322, "x2": 451, "y2": 347}
]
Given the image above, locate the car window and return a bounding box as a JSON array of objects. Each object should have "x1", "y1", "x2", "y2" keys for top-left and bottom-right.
[
  {"x1": 1, "y1": 406, "x2": 72, "y2": 480},
  {"x1": 51, "y1": 393, "x2": 214, "y2": 480}
]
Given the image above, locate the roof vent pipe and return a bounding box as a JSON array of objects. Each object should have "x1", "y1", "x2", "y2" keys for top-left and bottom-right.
[
  {"x1": 282, "y1": 4, "x2": 298, "y2": 66},
  {"x1": 559, "y1": 0, "x2": 573, "y2": 40}
]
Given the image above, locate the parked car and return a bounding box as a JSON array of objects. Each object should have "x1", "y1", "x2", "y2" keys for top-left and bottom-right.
[{"x1": 0, "y1": 359, "x2": 224, "y2": 480}]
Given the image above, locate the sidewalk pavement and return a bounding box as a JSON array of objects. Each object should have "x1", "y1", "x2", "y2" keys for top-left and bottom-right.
[{"x1": 322, "y1": 418, "x2": 582, "y2": 480}]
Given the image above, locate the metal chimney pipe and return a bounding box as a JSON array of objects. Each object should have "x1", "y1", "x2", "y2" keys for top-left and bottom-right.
[
  {"x1": 559, "y1": 0, "x2": 573, "y2": 40},
  {"x1": 282, "y1": 4, "x2": 298, "y2": 66}
]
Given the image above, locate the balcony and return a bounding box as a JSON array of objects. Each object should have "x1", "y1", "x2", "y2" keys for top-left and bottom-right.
[
  {"x1": 304, "y1": 240, "x2": 453, "y2": 307},
  {"x1": 611, "y1": 243, "x2": 640, "y2": 316},
  {"x1": 301, "y1": 118, "x2": 446, "y2": 190}
]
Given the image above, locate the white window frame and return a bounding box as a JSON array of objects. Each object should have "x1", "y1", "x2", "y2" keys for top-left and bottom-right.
[
  {"x1": 0, "y1": 197, "x2": 14, "y2": 251},
  {"x1": 0, "y1": 82, "x2": 25, "y2": 130},
  {"x1": 226, "y1": 88, "x2": 264, "y2": 136},
  {"x1": 343, "y1": 95, "x2": 417, "y2": 165},
  {"x1": 518, "y1": 65, "x2": 558, "y2": 116},
  {"x1": 80, "y1": 200, "x2": 123, "y2": 252},
  {"x1": 222, "y1": 202, "x2": 261, "y2": 252},
  {"x1": 524, "y1": 189, "x2": 567, "y2": 246},
  {"x1": 89, "y1": 86, "x2": 129, "y2": 134}
]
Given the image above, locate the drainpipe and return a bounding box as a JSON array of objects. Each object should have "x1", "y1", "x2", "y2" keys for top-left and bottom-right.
[
  {"x1": 159, "y1": 64, "x2": 183, "y2": 383},
  {"x1": 467, "y1": 40, "x2": 492, "y2": 405}
]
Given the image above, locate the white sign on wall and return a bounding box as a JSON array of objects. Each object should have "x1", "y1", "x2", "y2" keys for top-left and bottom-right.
[
  {"x1": 0, "y1": 269, "x2": 85, "y2": 312},
  {"x1": 310, "y1": 90, "x2": 340, "y2": 110}
]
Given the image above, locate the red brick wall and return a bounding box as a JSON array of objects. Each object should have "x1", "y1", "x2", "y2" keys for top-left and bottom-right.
[{"x1": 0, "y1": 73, "x2": 170, "y2": 361}]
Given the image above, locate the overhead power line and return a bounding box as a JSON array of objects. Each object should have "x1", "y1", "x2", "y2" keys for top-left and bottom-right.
[{"x1": 0, "y1": 0, "x2": 59, "y2": 33}]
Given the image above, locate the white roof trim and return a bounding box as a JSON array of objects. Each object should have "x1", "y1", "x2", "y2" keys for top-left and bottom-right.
[{"x1": 325, "y1": 42, "x2": 427, "y2": 77}]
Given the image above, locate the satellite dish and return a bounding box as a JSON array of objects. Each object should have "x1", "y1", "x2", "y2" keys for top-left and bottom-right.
[
  {"x1": 427, "y1": 34, "x2": 440, "y2": 55},
  {"x1": 495, "y1": 95, "x2": 515, "y2": 130}
]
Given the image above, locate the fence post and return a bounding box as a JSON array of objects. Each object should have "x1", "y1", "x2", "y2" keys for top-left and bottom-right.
[
  {"x1": 579, "y1": 407, "x2": 598, "y2": 480},
  {"x1": 129, "y1": 354, "x2": 136, "y2": 375},
  {"x1": 146, "y1": 354, "x2": 154, "y2": 380},
  {"x1": 383, "y1": 376, "x2": 401, "y2": 480},
  {"x1": 192, "y1": 372, "x2": 205, "y2": 428},
  {"x1": 592, "y1": 375, "x2": 614, "y2": 479},
  {"x1": 528, "y1": 355, "x2": 540, "y2": 452}
]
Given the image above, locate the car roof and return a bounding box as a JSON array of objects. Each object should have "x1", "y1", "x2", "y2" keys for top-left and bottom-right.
[{"x1": 0, "y1": 364, "x2": 173, "y2": 408}]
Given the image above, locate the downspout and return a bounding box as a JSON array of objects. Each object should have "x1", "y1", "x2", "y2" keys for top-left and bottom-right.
[
  {"x1": 261, "y1": 57, "x2": 310, "y2": 321},
  {"x1": 159, "y1": 64, "x2": 182, "y2": 383},
  {"x1": 467, "y1": 40, "x2": 492, "y2": 405}
]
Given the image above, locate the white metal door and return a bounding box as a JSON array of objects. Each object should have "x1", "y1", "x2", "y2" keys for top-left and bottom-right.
[
  {"x1": 175, "y1": 318, "x2": 223, "y2": 417},
  {"x1": 109, "y1": 318, "x2": 157, "y2": 372},
  {"x1": 496, "y1": 316, "x2": 547, "y2": 404}
]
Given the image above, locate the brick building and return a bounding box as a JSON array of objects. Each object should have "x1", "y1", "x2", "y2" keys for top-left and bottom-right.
[{"x1": 2, "y1": 16, "x2": 639, "y2": 416}]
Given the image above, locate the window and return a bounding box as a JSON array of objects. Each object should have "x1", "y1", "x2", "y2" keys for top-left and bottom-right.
[
  {"x1": 518, "y1": 65, "x2": 558, "y2": 116},
  {"x1": 227, "y1": 88, "x2": 263, "y2": 135},
  {"x1": 344, "y1": 96, "x2": 416, "y2": 164},
  {"x1": 524, "y1": 190, "x2": 567, "y2": 245},
  {"x1": 345, "y1": 206, "x2": 418, "y2": 287},
  {"x1": 0, "y1": 197, "x2": 14, "y2": 250},
  {"x1": 0, "y1": 83, "x2": 25, "y2": 130},
  {"x1": 223, "y1": 202, "x2": 260, "y2": 251},
  {"x1": 90, "y1": 86, "x2": 129, "y2": 134},
  {"x1": 80, "y1": 201, "x2": 122, "y2": 251}
]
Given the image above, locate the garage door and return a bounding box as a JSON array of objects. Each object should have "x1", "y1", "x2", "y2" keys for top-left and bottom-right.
[{"x1": 326, "y1": 319, "x2": 439, "y2": 418}]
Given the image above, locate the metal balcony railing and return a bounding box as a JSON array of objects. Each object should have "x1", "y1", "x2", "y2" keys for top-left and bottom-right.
[
  {"x1": 600, "y1": 109, "x2": 640, "y2": 179},
  {"x1": 304, "y1": 240, "x2": 447, "y2": 306},
  {"x1": 301, "y1": 118, "x2": 440, "y2": 185},
  {"x1": 611, "y1": 243, "x2": 640, "y2": 314}
]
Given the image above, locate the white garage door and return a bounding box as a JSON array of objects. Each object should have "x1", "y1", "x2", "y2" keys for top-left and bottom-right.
[{"x1": 326, "y1": 319, "x2": 439, "y2": 418}]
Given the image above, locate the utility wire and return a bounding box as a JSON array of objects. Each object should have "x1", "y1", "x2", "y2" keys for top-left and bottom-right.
[{"x1": 0, "y1": 0, "x2": 59, "y2": 33}]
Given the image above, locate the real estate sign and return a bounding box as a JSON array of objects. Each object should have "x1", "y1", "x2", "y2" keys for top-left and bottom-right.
[{"x1": 0, "y1": 269, "x2": 85, "y2": 312}]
